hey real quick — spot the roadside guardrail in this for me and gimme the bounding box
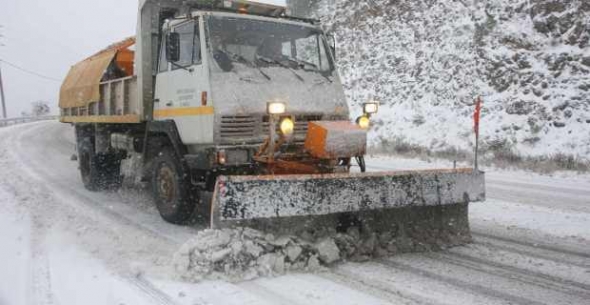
[0,115,59,128]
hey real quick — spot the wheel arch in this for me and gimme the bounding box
[145,120,188,161]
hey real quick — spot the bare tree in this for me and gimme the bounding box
[30,100,50,117]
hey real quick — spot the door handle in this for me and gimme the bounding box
[166,102,173,107]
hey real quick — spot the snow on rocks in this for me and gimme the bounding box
[315,238,340,264]
[285,245,302,262]
[172,228,331,282]
[314,0,590,159]
[172,204,472,282]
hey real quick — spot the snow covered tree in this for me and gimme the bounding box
[30,101,50,117]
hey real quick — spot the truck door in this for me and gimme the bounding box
[154,18,213,145]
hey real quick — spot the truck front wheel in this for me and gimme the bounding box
[151,150,195,224]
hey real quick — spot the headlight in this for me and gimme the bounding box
[363,102,379,114]
[217,150,226,165]
[267,102,286,115]
[357,115,370,129]
[280,117,295,136]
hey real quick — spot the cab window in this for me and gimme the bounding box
[172,20,201,70]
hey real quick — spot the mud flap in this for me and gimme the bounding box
[210,168,485,231]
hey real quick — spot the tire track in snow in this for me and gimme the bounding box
[321,270,436,305]
[332,262,511,305]
[471,239,590,269]
[125,276,182,305]
[431,252,590,299]
[376,259,546,305]
[485,175,590,193]
[9,122,194,246]
[486,179,590,198]
[471,230,590,267]
[29,250,57,305]
[485,185,590,213]
[1,123,183,304]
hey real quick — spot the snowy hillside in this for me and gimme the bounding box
[314,0,590,159]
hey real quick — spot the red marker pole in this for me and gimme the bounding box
[473,97,482,171]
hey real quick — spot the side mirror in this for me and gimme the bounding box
[326,33,336,60]
[166,32,180,62]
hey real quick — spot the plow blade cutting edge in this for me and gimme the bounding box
[211,168,485,238]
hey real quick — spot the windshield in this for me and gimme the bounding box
[206,16,334,75]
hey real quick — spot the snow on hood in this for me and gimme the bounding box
[209,63,350,117]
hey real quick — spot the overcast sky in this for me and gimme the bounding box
[0,0,289,118]
[0,0,138,117]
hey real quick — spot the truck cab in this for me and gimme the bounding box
[154,10,349,172]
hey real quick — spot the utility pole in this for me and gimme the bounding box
[0,25,6,119]
[0,63,6,118]
[0,25,6,118]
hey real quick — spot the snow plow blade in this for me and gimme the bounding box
[211,168,484,248]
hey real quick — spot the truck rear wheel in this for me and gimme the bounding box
[78,138,121,191]
[151,149,195,224]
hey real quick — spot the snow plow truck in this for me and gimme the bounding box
[59,0,485,245]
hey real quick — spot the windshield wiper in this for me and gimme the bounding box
[255,65,271,81]
[224,50,271,81]
[286,57,332,83]
[286,57,317,70]
[257,55,304,82]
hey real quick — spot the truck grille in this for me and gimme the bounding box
[262,114,323,137]
[219,114,323,144]
[220,115,257,139]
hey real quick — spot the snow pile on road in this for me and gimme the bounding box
[172,228,339,282]
[170,227,405,282]
[315,0,590,159]
[172,217,469,282]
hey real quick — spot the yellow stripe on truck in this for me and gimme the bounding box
[154,106,214,118]
[60,115,141,124]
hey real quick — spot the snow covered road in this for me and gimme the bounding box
[1,121,589,305]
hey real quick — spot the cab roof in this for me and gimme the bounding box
[176,0,319,25]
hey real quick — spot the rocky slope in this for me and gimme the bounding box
[311,0,589,159]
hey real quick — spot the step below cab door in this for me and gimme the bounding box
[154,17,213,145]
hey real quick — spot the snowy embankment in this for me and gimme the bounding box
[316,0,590,159]
[1,121,590,304]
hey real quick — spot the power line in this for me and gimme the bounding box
[0,25,61,83]
[0,59,61,82]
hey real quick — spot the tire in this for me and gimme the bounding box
[78,138,122,191]
[356,156,366,173]
[151,149,196,224]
